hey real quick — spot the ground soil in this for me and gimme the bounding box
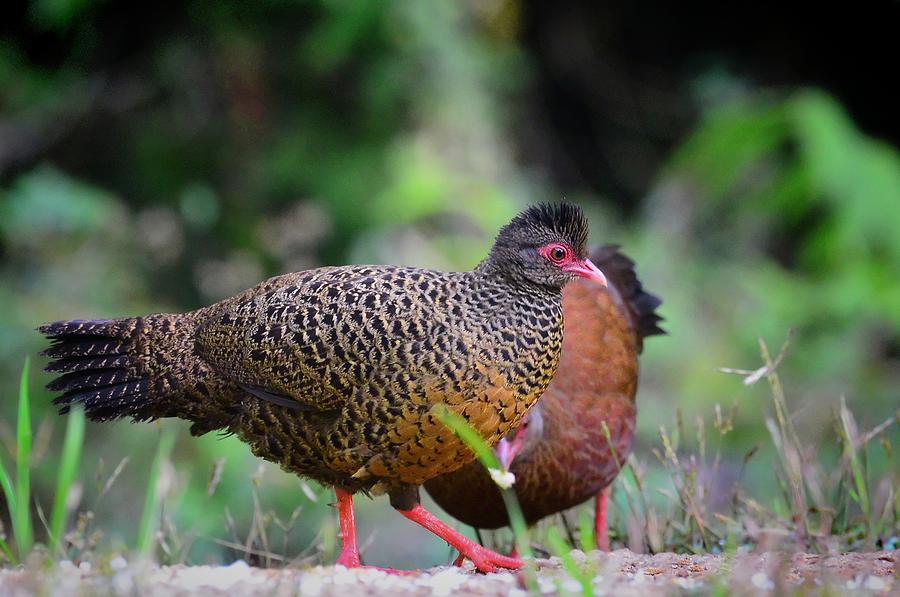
[0,549,895,595]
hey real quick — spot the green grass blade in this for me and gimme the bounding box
[49,405,85,554]
[839,397,870,516]
[0,459,16,513]
[0,536,13,563]
[137,428,176,558]
[15,357,33,558]
[0,459,17,563]
[578,509,596,552]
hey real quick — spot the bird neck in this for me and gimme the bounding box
[472,256,562,301]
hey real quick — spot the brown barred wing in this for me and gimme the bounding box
[194,267,466,413]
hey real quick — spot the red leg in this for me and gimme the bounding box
[594,486,611,551]
[397,504,524,573]
[334,488,361,567]
[333,489,417,575]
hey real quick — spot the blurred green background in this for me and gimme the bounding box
[1,0,897,567]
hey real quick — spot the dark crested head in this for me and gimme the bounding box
[484,202,607,289]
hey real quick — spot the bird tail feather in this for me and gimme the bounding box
[39,315,196,423]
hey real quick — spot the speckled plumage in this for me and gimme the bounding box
[40,204,593,505]
[424,245,664,528]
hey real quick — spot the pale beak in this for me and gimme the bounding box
[495,437,515,471]
[563,257,608,287]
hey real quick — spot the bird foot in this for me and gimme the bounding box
[453,543,524,573]
[452,545,519,569]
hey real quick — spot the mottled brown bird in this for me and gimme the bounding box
[424,245,663,552]
[39,203,608,573]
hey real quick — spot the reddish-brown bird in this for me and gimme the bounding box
[424,245,663,551]
[39,203,608,573]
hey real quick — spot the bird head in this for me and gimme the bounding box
[495,406,545,471]
[486,203,607,289]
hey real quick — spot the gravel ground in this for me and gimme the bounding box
[0,549,895,596]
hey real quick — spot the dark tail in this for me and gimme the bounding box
[589,245,665,350]
[39,315,199,423]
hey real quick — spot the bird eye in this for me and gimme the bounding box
[550,246,567,262]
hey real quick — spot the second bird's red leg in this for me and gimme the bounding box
[594,486,611,551]
[397,504,524,573]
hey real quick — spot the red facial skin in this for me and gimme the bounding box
[538,242,609,287]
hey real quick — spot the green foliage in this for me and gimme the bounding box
[14,358,34,558]
[0,360,35,562]
[0,448,16,562]
[634,86,900,457]
[49,405,84,554]
[1,361,87,561]
[0,166,120,245]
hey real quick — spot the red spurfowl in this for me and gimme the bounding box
[424,245,663,552]
[39,203,608,573]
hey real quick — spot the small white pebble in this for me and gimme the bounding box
[298,573,325,597]
[751,572,774,590]
[562,578,582,593]
[419,568,467,596]
[172,562,258,591]
[331,567,356,586]
[673,577,701,589]
[112,571,134,594]
[78,561,92,573]
[864,576,887,591]
[109,556,128,572]
[536,576,556,594]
